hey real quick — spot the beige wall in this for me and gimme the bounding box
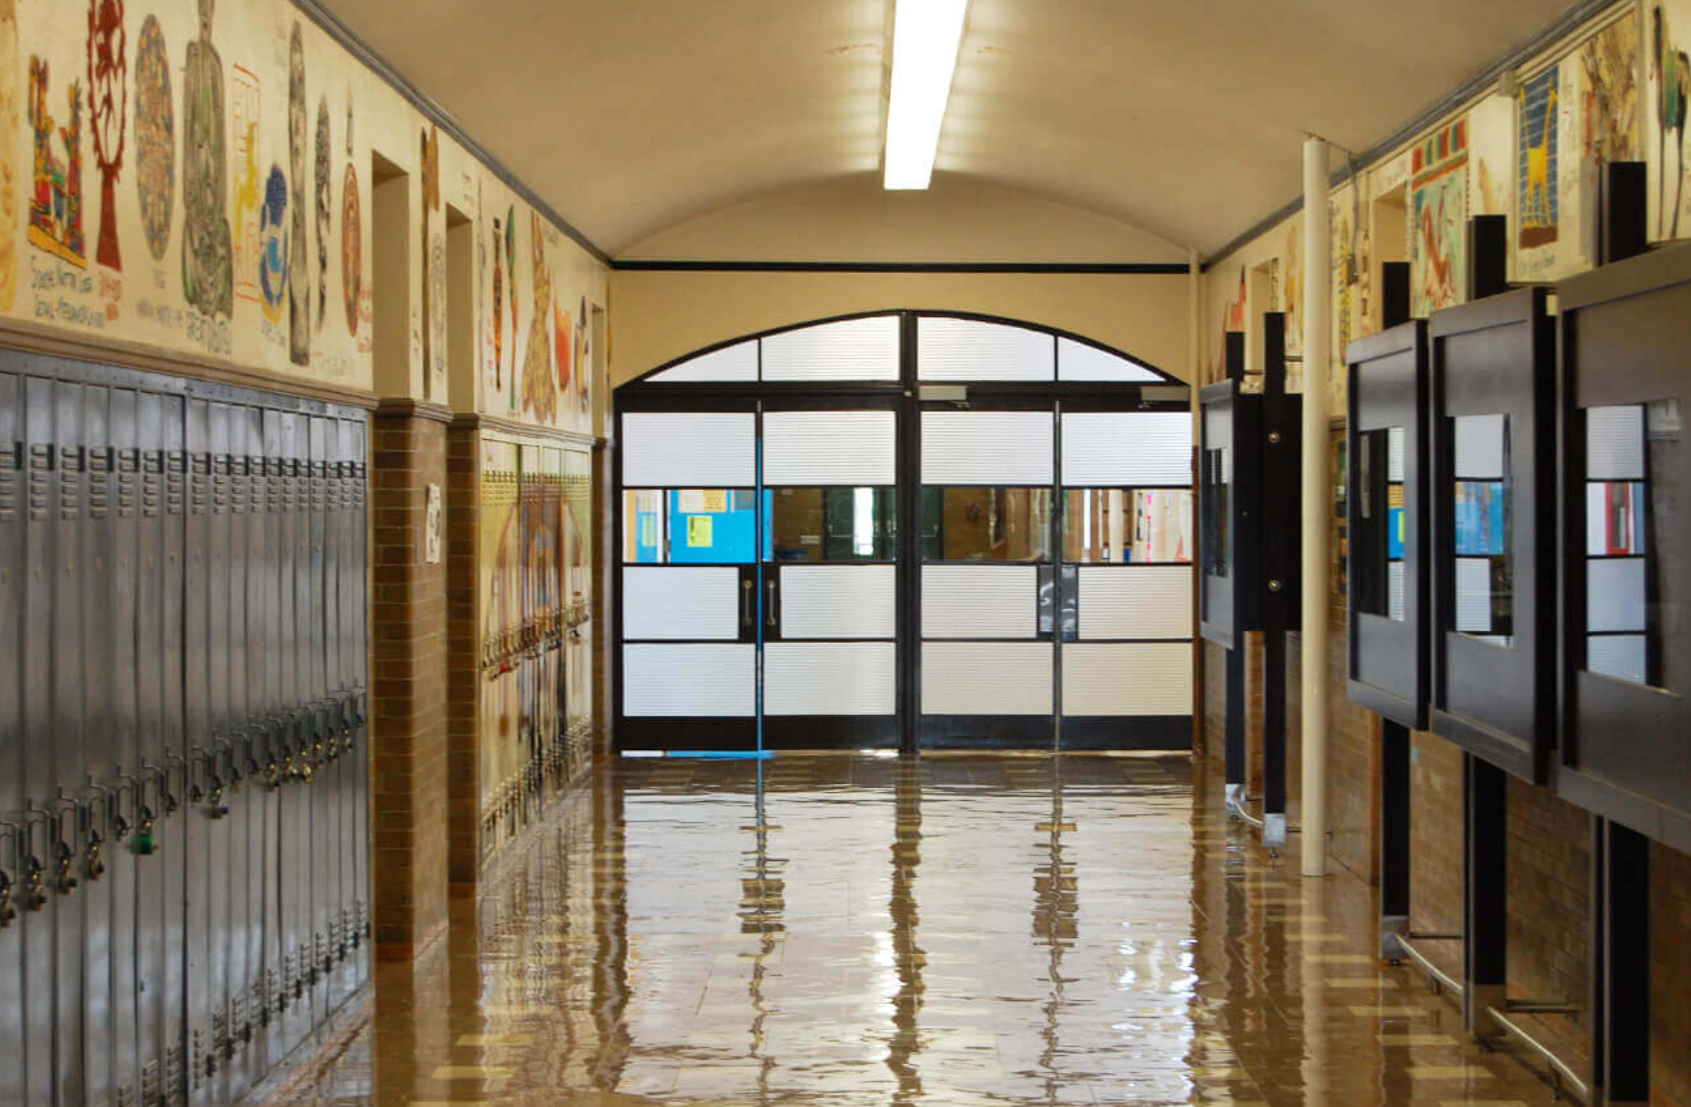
[609,269,1193,386]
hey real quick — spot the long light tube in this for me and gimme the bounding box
[883,0,968,190]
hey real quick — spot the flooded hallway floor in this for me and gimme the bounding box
[259,753,1572,1106]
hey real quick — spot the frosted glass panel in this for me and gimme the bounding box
[922,642,1053,714]
[1062,411,1192,486]
[1455,557,1500,635]
[922,411,1053,484]
[1587,405,1645,480]
[1588,635,1648,684]
[1057,337,1162,382]
[1389,560,1406,620]
[763,410,896,485]
[1062,643,1192,715]
[762,316,900,381]
[1587,557,1647,633]
[922,565,1037,638]
[781,564,896,638]
[1454,413,1507,478]
[1076,566,1191,639]
[918,317,1054,381]
[623,644,755,716]
[765,642,896,715]
[1388,426,1405,482]
[623,412,755,487]
[622,567,742,640]
[648,340,758,382]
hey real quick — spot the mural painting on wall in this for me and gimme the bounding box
[1469,94,1514,220]
[421,124,446,399]
[1281,220,1301,361]
[86,0,126,272]
[1650,0,1691,238]
[287,23,307,364]
[340,161,359,336]
[258,165,288,325]
[505,204,516,410]
[1517,65,1562,268]
[0,0,18,310]
[1213,265,1246,383]
[229,67,259,305]
[520,212,557,422]
[491,215,504,393]
[27,56,87,268]
[1577,14,1640,262]
[133,14,173,264]
[554,294,571,398]
[1410,120,1466,318]
[182,0,233,317]
[314,96,329,329]
[575,296,589,417]
[1331,194,1358,361]
[478,447,520,814]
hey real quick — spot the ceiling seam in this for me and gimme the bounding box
[290,0,614,266]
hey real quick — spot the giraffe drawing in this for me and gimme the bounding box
[1521,82,1559,232]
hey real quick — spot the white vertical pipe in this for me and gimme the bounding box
[1301,137,1331,878]
[1107,489,1125,562]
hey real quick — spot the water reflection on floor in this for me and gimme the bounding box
[261,753,1566,1106]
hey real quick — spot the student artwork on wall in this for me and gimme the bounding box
[1469,94,1515,221]
[133,14,173,264]
[1516,64,1571,279]
[314,97,330,329]
[1410,120,1466,318]
[183,0,233,318]
[1649,0,1691,239]
[87,0,126,272]
[520,211,556,422]
[341,161,360,337]
[1281,218,1302,362]
[258,165,288,326]
[0,0,17,310]
[230,66,261,307]
[1576,13,1640,264]
[27,55,87,268]
[287,23,308,364]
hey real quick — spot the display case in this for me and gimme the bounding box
[1555,243,1691,851]
[1199,318,1301,649]
[1428,287,1555,782]
[1345,320,1430,728]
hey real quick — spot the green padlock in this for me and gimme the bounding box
[130,808,157,856]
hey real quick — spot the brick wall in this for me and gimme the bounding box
[444,422,481,889]
[369,404,451,958]
[1407,730,1464,982]
[1504,778,1590,1057]
[1286,602,1379,881]
[1653,841,1691,1107]
[1202,640,1226,773]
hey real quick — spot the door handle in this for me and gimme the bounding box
[742,578,753,628]
[766,579,778,628]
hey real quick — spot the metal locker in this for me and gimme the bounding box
[349,417,370,986]
[160,390,188,1107]
[306,414,330,1027]
[258,407,285,1073]
[239,403,269,1086]
[204,400,234,1107]
[53,376,87,1107]
[281,410,312,1055]
[21,371,56,1107]
[336,416,360,993]
[0,365,26,1107]
[323,418,351,1010]
[134,387,171,1107]
[81,380,114,1107]
[107,384,141,1107]
[183,395,212,1107]
[221,403,252,1101]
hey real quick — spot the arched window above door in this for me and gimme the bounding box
[636,313,1172,387]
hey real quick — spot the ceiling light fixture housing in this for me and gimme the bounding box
[883,0,969,190]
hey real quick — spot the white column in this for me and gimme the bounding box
[1301,137,1331,878]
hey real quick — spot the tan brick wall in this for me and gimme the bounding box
[1504,778,1590,1060]
[1653,841,1691,1107]
[1201,640,1226,774]
[369,409,450,958]
[1286,602,1380,881]
[444,423,482,889]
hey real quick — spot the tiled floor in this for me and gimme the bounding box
[259,753,1574,1106]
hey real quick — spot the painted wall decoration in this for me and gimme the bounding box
[1410,120,1467,319]
[554,294,571,395]
[133,14,173,264]
[574,296,589,416]
[1469,94,1515,220]
[505,204,516,409]
[182,0,233,317]
[259,164,288,325]
[1518,66,1562,251]
[1577,13,1641,261]
[491,215,504,392]
[314,96,329,328]
[0,0,18,310]
[520,211,556,422]
[1280,220,1301,360]
[1650,0,1691,238]
[27,56,87,268]
[421,123,445,399]
[340,160,359,336]
[86,0,126,271]
[229,66,260,305]
[287,22,308,364]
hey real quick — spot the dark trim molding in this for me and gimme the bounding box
[374,397,454,424]
[449,410,602,447]
[611,259,1190,274]
[1203,0,1625,269]
[289,0,611,266]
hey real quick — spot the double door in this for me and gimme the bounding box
[615,394,1193,752]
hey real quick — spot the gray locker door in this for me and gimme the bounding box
[335,417,358,995]
[239,404,268,1083]
[135,388,169,1107]
[81,381,114,1107]
[259,408,285,1069]
[350,419,370,983]
[222,405,252,1100]
[280,410,310,1053]
[0,366,24,1107]
[109,385,141,1107]
[53,377,86,1107]
[161,393,188,1107]
[183,396,211,1106]
[204,401,232,1105]
[22,373,55,1107]
[321,418,347,1010]
[306,414,330,1026]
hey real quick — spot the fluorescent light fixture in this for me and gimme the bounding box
[883,0,968,190]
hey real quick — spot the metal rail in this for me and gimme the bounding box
[1393,933,1464,998]
[1484,1003,1590,1104]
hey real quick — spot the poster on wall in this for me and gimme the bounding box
[1469,95,1516,221]
[1515,63,1574,279]
[1409,120,1467,318]
[1647,0,1691,240]
[1575,13,1641,262]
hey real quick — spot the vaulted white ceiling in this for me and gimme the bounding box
[318,0,1581,259]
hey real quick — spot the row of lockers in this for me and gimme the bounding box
[0,354,370,1107]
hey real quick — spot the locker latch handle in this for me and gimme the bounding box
[0,870,14,928]
[52,840,78,896]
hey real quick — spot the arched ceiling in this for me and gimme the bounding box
[317,0,1582,259]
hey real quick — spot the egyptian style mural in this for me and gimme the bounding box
[0,0,604,429]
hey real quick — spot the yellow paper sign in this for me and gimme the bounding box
[701,489,728,512]
[687,515,713,547]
